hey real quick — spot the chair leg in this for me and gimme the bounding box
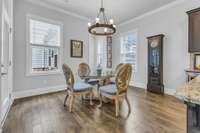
[125,95,131,115]
[98,93,103,108]
[115,98,120,117]
[89,90,93,105]
[81,95,84,102]
[69,95,74,112]
[64,92,69,107]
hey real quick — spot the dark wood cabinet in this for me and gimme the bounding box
[187,8,200,53]
[147,34,164,94]
[185,102,200,133]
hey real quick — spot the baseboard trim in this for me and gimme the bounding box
[13,85,66,99]
[130,81,175,96]
[0,96,14,133]
[130,81,146,89]
[164,88,176,96]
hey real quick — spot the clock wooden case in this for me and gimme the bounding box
[147,34,164,94]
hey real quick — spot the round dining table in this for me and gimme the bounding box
[80,73,115,102]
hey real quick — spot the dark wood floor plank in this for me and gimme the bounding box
[2,87,186,133]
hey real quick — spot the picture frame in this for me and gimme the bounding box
[70,40,83,58]
[194,54,200,70]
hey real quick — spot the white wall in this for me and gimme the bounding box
[13,0,90,93]
[113,0,200,94]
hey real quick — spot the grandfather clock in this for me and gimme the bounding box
[147,34,164,94]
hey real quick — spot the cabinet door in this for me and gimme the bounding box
[189,10,200,52]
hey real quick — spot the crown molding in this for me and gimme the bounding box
[27,0,90,21]
[118,0,186,27]
[26,0,186,26]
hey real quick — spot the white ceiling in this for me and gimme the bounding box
[28,0,176,24]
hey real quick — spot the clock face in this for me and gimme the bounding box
[150,40,158,48]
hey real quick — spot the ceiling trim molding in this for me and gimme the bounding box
[27,0,91,21]
[118,0,186,27]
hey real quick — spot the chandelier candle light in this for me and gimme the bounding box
[88,0,116,36]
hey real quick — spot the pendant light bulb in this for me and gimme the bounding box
[109,19,114,24]
[96,18,100,23]
[88,22,91,27]
[104,28,107,32]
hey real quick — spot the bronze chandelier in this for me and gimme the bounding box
[88,0,116,36]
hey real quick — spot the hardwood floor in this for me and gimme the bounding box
[2,87,186,133]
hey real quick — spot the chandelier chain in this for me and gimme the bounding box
[101,0,103,8]
[103,12,108,24]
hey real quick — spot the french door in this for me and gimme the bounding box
[0,0,13,125]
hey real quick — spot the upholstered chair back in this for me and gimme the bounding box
[78,63,91,79]
[115,64,132,92]
[62,64,74,89]
[115,63,124,74]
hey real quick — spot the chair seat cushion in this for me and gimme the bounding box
[73,82,92,92]
[99,84,126,95]
[110,77,115,84]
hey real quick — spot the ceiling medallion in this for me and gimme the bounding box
[88,0,116,36]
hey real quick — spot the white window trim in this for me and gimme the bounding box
[26,14,63,76]
[119,29,138,37]
[120,29,138,72]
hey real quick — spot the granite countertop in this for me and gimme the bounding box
[185,68,200,73]
[176,75,200,104]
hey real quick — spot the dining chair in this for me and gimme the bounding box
[115,63,124,74]
[78,62,99,85]
[78,63,91,77]
[98,64,132,117]
[62,64,93,112]
[110,63,124,84]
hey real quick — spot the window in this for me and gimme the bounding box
[27,15,62,75]
[120,31,137,71]
[97,36,107,68]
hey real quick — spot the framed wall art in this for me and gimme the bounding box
[70,40,83,58]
